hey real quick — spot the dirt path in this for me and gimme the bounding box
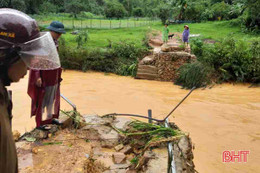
[18,130,94,173]
[149,31,190,52]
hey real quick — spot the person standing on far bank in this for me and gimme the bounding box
[162,24,169,44]
[0,8,62,173]
[182,25,190,46]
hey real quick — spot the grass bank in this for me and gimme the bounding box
[55,21,259,49]
[152,21,259,42]
[62,27,150,49]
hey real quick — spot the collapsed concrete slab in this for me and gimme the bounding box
[17,115,195,173]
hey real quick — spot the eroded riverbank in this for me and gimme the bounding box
[8,70,260,173]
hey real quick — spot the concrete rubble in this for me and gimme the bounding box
[16,114,195,173]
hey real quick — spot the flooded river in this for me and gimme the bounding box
[8,70,260,173]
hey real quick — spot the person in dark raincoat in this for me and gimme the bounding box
[0,9,61,173]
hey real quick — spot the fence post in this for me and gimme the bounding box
[110,19,112,29]
[100,18,101,29]
[127,18,129,28]
[81,19,82,29]
[134,18,136,27]
[119,20,121,28]
[72,18,74,29]
[148,109,152,123]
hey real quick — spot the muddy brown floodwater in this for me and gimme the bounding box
[8,70,260,173]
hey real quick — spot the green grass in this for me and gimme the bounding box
[162,21,260,42]
[60,27,152,48]
[67,21,259,48]
[38,17,259,49]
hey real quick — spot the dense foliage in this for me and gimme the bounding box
[1,0,259,31]
[175,61,214,89]
[175,37,260,88]
[59,37,148,76]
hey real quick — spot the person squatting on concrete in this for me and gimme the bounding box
[28,21,65,130]
[0,9,61,173]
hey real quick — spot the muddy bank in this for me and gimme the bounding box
[9,70,260,173]
[17,115,195,173]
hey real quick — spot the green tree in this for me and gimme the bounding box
[65,0,86,18]
[157,4,171,24]
[81,0,104,15]
[76,31,89,49]
[244,0,260,32]
[178,0,187,20]
[211,1,230,20]
[105,0,127,19]
[39,1,58,14]
[133,7,143,17]
[11,0,26,12]
[0,0,26,12]
[0,0,10,8]
[183,2,205,21]
[24,0,44,14]
[49,0,65,12]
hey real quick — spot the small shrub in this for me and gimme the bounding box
[142,30,153,49]
[178,44,185,49]
[82,49,116,72]
[111,41,148,60]
[115,62,138,76]
[80,11,95,18]
[76,31,89,49]
[175,61,214,89]
[190,37,204,57]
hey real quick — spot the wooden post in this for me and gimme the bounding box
[100,18,101,29]
[110,19,112,29]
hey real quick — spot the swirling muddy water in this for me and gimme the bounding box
[8,70,260,173]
